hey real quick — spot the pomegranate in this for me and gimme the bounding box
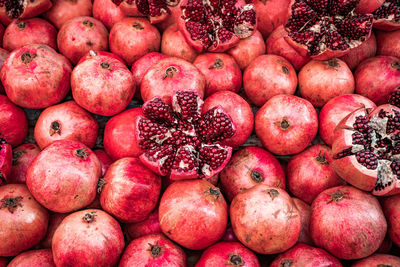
[230,185,301,254]
[0,48,9,94]
[127,208,162,239]
[266,25,311,71]
[7,249,55,267]
[0,94,28,147]
[92,0,127,30]
[0,137,12,184]
[161,24,198,63]
[94,149,113,176]
[287,144,345,204]
[319,94,377,147]
[109,17,161,65]
[293,198,313,245]
[137,90,235,180]
[155,1,182,31]
[372,0,400,31]
[119,233,186,267]
[0,23,3,46]
[26,140,101,213]
[9,143,40,184]
[3,18,57,51]
[39,212,69,249]
[57,16,109,65]
[0,258,6,267]
[298,58,355,108]
[177,0,257,53]
[52,209,125,266]
[310,186,387,259]
[269,243,342,267]
[0,184,48,257]
[195,241,260,267]
[243,54,298,107]
[220,146,285,201]
[382,194,400,247]
[159,179,228,250]
[71,51,135,116]
[255,94,318,155]
[43,0,93,29]
[34,101,99,150]
[220,222,239,242]
[103,107,144,160]
[353,253,400,267]
[339,32,377,70]
[376,30,400,58]
[355,0,385,14]
[141,57,205,105]
[377,234,393,253]
[0,0,52,26]
[285,0,374,60]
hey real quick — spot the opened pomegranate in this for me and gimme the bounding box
[285,0,374,60]
[372,0,400,31]
[39,212,69,249]
[137,90,235,180]
[220,146,286,201]
[0,0,52,26]
[92,0,127,30]
[376,29,400,58]
[0,137,12,184]
[178,0,257,53]
[353,253,400,267]
[293,198,313,245]
[7,249,55,267]
[127,208,162,239]
[161,24,198,63]
[382,194,400,247]
[9,143,40,184]
[43,0,93,29]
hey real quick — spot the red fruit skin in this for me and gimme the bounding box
[220,146,286,201]
[103,107,144,160]
[43,0,93,29]
[3,18,57,52]
[7,249,55,267]
[34,101,99,150]
[57,16,109,65]
[352,253,400,266]
[226,30,266,70]
[119,233,187,267]
[117,1,169,24]
[355,0,384,14]
[0,48,10,94]
[382,194,400,247]
[109,17,161,65]
[202,91,253,148]
[39,212,69,249]
[71,51,135,116]
[9,143,41,184]
[255,94,318,155]
[0,0,52,26]
[0,23,4,46]
[230,185,301,254]
[52,209,125,267]
[26,140,101,213]
[93,149,112,177]
[161,24,198,63]
[159,180,228,250]
[220,224,239,242]
[92,0,127,30]
[269,243,342,267]
[287,144,346,204]
[0,94,28,147]
[141,57,206,105]
[310,186,387,260]
[292,198,313,245]
[298,58,355,108]
[127,208,162,239]
[0,184,49,257]
[195,242,260,267]
[244,54,297,107]
[156,1,183,32]
[355,56,400,105]
[377,234,392,253]
[0,258,7,266]
[0,140,12,184]
[376,30,400,58]
[319,94,377,147]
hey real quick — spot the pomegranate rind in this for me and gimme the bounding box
[0,140,12,184]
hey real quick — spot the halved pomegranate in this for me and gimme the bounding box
[372,0,400,31]
[136,90,235,180]
[0,137,11,184]
[0,0,52,25]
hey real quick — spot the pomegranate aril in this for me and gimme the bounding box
[0,0,25,19]
[143,97,176,125]
[389,89,400,108]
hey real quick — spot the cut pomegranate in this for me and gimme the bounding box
[0,0,52,25]
[285,0,374,60]
[136,90,235,180]
[372,0,400,31]
[178,0,257,53]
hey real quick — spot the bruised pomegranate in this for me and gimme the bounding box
[159,180,228,250]
[0,137,12,184]
[161,24,198,63]
[137,90,235,180]
[127,208,161,239]
[94,150,112,177]
[372,0,400,31]
[34,101,99,150]
[293,198,313,245]
[39,212,69,249]
[178,0,257,53]
[376,29,400,58]
[220,146,285,201]
[231,185,301,254]
[0,0,52,26]
[92,0,127,30]
[382,194,400,247]
[310,186,387,259]
[0,184,48,257]
[9,143,40,184]
[43,0,93,29]
[352,253,400,267]
[7,249,55,267]
[52,209,125,266]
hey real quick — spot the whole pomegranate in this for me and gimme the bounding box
[220,222,239,242]
[94,149,113,176]
[159,180,228,250]
[52,209,125,266]
[0,137,12,184]
[161,24,198,63]
[92,0,127,30]
[372,0,400,31]
[0,48,9,94]
[26,140,101,213]
[220,146,285,201]
[71,51,135,116]
[3,18,57,51]
[244,55,298,107]
[255,94,318,155]
[352,253,400,267]
[7,249,55,267]
[339,32,377,70]
[9,143,40,184]
[39,212,69,249]
[43,0,92,29]
[141,57,205,105]
[376,30,400,58]
[0,44,72,109]
[382,194,400,247]
[0,0,52,26]
[0,184,48,257]
[195,242,260,267]
[34,101,99,150]
[126,208,161,239]
[293,198,313,245]
[230,185,301,254]
[119,233,186,267]
[310,186,387,259]
[298,58,355,108]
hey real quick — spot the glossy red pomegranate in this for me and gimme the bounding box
[376,29,400,58]
[39,212,69,249]
[372,0,400,31]
[159,180,228,250]
[7,249,55,267]
[310,186,387,259]
[0,184,48,257]
[43,0,93,29]
[92,0,127,30]
[161,24,198,63]
[127,208,161,239]
[339,32,377,70]
[293,198,313,245]
[93,149,112,177]
[9,143,40,184]
[353,253,400,266]
[220,146,285,201]
[0,137,12,184]
[382,194,400,247]
[52,209,125,266]
[0,0,52,26]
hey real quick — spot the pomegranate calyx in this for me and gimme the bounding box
[326,190,350,203]
[82,211,97,223]
[226,253,245,266]
[0,196,23,213]
[147,241,165,259]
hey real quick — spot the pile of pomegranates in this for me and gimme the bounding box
[1,0,400,266]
